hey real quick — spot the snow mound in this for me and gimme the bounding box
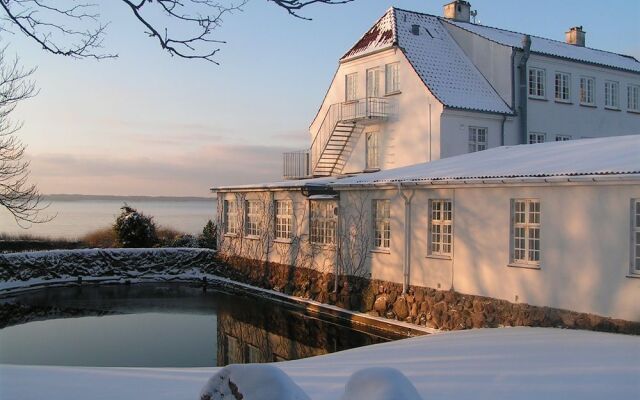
[340,367,423,400]
[200,364,310,400]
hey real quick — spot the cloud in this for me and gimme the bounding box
[28,143,294,196]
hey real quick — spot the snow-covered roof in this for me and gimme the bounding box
[446,20,640,73]
[341,8,512,115]
[333,135,640,187]
[212,176,338,192]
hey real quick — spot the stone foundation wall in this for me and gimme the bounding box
[212,256,640,335]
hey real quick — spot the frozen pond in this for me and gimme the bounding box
[0,284,396,367]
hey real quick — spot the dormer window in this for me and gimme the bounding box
[345,73,358,102]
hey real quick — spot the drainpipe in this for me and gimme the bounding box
[396,183,415,294]
[518,35,531,145]
[500,114,507,146]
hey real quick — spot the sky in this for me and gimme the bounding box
[6,0,640,196]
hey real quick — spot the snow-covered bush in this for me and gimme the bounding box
[113,205,158,248]
[198,220,217,249]
[340,367,423,400]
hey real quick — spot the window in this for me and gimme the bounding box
[225,335,241,364]
[310,200,337,245]
[366,68,382,97]
[528,67,545,98]
[245,200,262,236]
[628,85,640,112]
[633,199,640,274]
[512,199,541,265]
[275,200,293,240]
[429,199,453,257]
[385,62,400,94]
[605,80,619,108]
[528,132,545,144]
[224,200,239,235]
[468,126,487,152]
[246,344,262,364]
[554,72,571,102]
[555,135,571,141]
[366,131,379,169]
[345,73,357,101]
[373,200,390,249]
[579,76,595,105]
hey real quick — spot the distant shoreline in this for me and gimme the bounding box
[43,194,216,202]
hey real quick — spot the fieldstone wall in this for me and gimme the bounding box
[212,256,640,335]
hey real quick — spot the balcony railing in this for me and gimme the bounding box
[283,150,311,179]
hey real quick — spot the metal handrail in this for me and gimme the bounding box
[310,97,388,173]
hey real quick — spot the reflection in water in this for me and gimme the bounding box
[0,283,395,367]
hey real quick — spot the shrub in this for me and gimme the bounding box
[169,234,200,248]
[81,227,118,248]
[156,227,184,246]
[113,205,158,248]
[199,220,217,249]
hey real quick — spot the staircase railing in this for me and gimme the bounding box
[310,97,388,173]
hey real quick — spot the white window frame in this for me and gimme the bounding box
[366,131,379,169]
[429,199,453,257]
[627,84,640,112]
[579,76,595,106]
[632,199,640,275]
[555,135,571,141]
[528,67,546,99]
[511,199,541,266]
[468,126,488,152]
[605,80,620,109]
[554,71,571,102]
[528,132,546,144]
[385,62,400,95]
[275,200,293,240]
[345,73,358,102]
[373,199,390,249]
[366,67,382,98]
[244,200,262,237]
[224,199,239,235]
[310,200,337,245]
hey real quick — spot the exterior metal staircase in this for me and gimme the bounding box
[283,97,388,179]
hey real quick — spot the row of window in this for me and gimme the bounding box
[528,67,640,111]
[467,126,572,153]
[346,62,400,101]
[224,198,640,273]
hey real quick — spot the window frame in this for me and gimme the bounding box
[309,200,337,245]
[345,72,358,102]
[627,84,640,112]
[428,199,453,258]
[468,126,488,153]
[528,132,546,144]
[511,199,541,267]
[244,199,262,237]
[604,80,620,109]
[365,131,379,170]
[366,67,383,98]
[528,67,546,99]
[224,199,239,235]
[554,71,571,102]
[555,135,571,141]
[372,199,391,250]
[579,76,595,106]
[632,199,640,275]
[385,62,400,95]
[274,199,293,241]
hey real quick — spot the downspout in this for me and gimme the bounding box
[518,35,531,145]
[500,114,507,146]
[396,183,415,294]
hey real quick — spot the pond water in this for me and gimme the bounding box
[0,284,396,367]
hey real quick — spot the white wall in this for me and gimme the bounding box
[337,182,640,321]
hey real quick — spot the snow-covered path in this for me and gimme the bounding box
[1,327,638,400]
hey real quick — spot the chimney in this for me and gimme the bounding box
[443,1,472,22]
[566,26,586,47]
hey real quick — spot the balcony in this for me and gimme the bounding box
[283,150,311,180]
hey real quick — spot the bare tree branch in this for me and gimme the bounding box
[1,0,354,62]
[0,46,52,226]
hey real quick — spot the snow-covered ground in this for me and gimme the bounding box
[1,327,638,400]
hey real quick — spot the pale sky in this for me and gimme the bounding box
[8,0,640,196]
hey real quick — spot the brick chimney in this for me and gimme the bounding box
[443,1,472,23]
[566,26,586,47]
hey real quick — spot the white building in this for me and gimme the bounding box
[214,3,640,322]
[283,2,640,179]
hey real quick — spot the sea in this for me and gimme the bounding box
[0,195,217,239]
